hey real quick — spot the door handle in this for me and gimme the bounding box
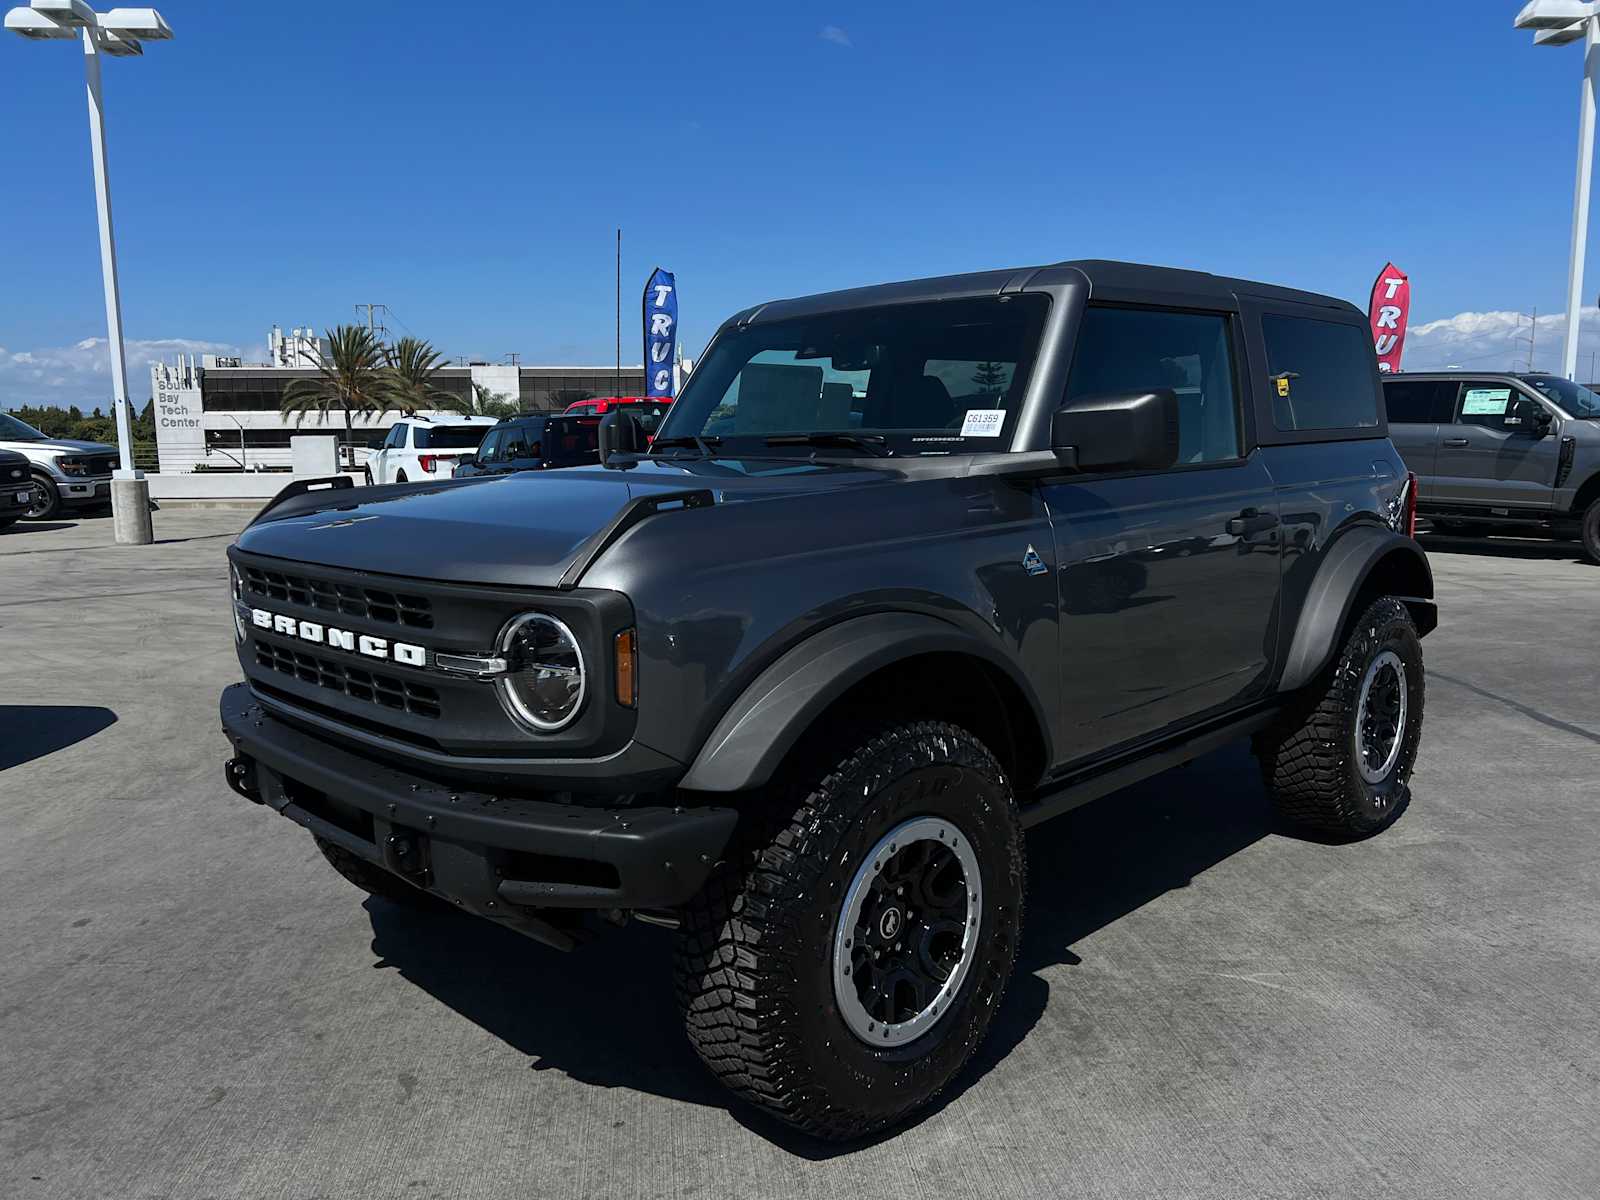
[1226,508,1279,536]
[1442,437,1469,447]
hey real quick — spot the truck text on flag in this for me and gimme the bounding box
[643,267,678,398]
[1368,263,1410,373]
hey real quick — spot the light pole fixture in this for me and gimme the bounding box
[1515,0,1600,380]
[4,2,171,544]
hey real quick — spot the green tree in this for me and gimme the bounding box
[278,324,385,445]
[971,361,1009,395]
[439,381,517,419]
[378,336,457,417]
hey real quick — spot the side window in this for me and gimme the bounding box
[1261,315,1381,431]
[382,425,405,450]
[502,426,530,458]
[477,430,504,462]
[1456,383,1536,432]
[1066,306,1241,464]
[1383,380,1459,424]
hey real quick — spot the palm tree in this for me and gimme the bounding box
[441,380,517,419]
[378,336,457,417]
[278,324,385,448]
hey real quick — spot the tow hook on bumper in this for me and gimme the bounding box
[224,756,261,804]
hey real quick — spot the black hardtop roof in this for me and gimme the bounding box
[727,259,1361,328]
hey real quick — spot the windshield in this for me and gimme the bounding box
[0,412,49,441]
[656,295,1049,455]
[415,424,490,450]
[1520,375,1600,418]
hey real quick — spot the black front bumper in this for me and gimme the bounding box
[220,683,737,948]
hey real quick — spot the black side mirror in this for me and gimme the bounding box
[598,409,645,464]
[1051,389,1180,472]
[1509,397,1553,435]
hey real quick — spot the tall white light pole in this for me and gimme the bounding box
[5,2,172,544]
[1516,0,1600,380]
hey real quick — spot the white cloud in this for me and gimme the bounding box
[820,24,852,47]
[0,335,250,410]
[1402,306,1600,378]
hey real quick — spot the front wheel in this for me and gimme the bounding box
[1579,497,1600,564]
[1255,597,1424,837]
[674,721,1025,1140]
[25,475,60,521]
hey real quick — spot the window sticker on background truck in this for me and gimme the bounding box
[1462,388,1510,415]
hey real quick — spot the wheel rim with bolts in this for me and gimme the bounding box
[831,815,982,1047]
[1355,649,1407,784]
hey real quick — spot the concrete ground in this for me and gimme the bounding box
[2,511,1597,1200]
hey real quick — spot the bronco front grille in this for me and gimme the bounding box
[242,565,433,629]
[254,640,442,720]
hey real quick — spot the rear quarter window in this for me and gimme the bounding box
[1262,315,1381,432]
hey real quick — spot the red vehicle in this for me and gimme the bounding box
[564,396,673,440]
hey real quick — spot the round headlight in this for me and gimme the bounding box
[496,613,585,732]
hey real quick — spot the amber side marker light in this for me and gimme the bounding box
[615,628,638,707]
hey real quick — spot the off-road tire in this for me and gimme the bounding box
[25,474,60,521]
[674,721,1025,1141]
[1255,596,1424,837]
[1579,497,1600,564]
[313,835,437,909]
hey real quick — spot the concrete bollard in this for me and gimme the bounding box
[111,475,154,545]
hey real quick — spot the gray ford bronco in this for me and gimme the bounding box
[219,260,1435,1139]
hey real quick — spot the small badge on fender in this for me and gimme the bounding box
[1022,545,1047,576]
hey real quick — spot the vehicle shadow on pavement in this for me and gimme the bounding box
[0,704,118,771]
[1,522,77,537]
[364,739,1289,1157]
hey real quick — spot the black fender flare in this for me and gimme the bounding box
[1277,525,1436,694]
[676,611,1050,793]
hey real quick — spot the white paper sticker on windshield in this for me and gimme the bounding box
[1462,388,1510,415]
[960,409,1006,437]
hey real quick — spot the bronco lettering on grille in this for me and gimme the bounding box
[249,607,426,667]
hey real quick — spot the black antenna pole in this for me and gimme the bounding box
[616,228,622,398]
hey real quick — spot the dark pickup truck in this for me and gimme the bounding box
[219,260,1434,1139]
[0,448,35,529]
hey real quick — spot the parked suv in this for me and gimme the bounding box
[0,448,35,530]
[0,411,119,520]
[453,412,602,478]
[1382,371,1600,560]
[219,260,1434,1139]
[364,415,498,484]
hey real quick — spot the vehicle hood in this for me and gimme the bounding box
[233,456,903,587]
[3,438,118,456]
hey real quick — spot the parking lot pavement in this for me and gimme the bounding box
[2,514,1597,1200]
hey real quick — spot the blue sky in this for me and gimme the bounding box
[4,1,1600,407]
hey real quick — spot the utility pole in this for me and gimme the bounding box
[1530,306,1538,371]
[503,352,520,367]
[354,303,391,342]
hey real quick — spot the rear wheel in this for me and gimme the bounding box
[313,835,437,909]
[1255,597,1424,837]
[24,475,60,521]
[674,720,1025,1140]
[1579,497,1600,564]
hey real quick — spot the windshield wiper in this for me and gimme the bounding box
[763,432,891,457]
[650,434,722,457]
